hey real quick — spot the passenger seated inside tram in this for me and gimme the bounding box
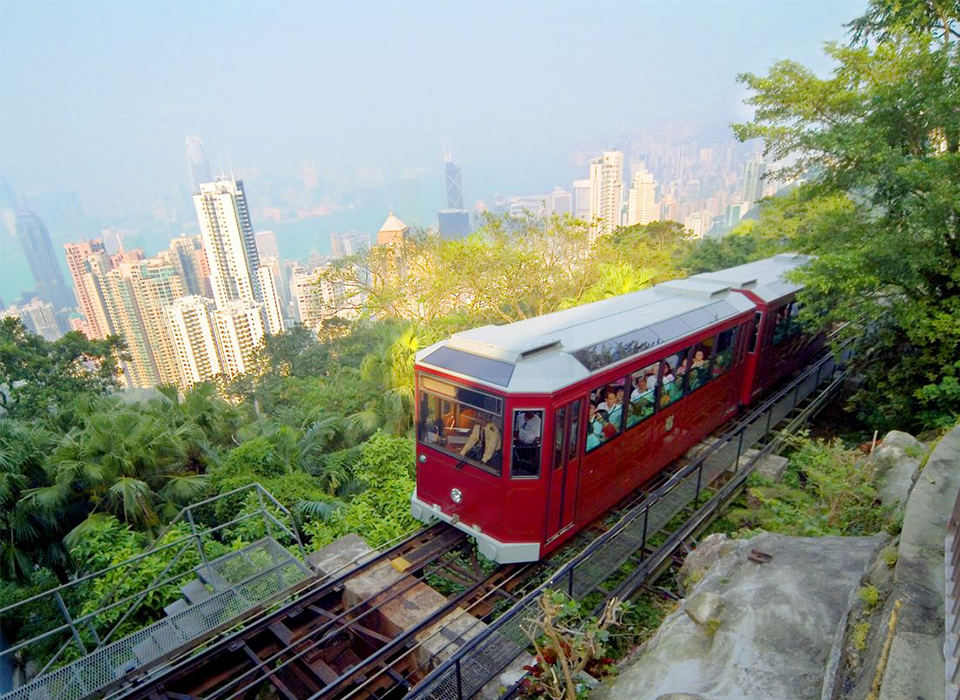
[596,409,617,440]
[628,376,655,426]
[586,418,604,451]
[460,413,502,468]
[515,410,542,445]
[688,350,708,390]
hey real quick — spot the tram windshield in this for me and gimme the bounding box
[417,375,504,475]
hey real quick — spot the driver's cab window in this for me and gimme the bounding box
[511,409,543,478]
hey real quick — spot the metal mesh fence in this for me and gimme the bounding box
[4,538,310,700]
[406,346,848,700]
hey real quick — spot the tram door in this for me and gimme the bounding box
[545,399,582,542]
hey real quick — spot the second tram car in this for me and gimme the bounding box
[411,255,820,563]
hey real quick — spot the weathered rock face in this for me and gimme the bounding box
[680,533,737,591]
[870,430,925,511]
[595,533,884,700]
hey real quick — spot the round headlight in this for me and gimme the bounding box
[418,454,427,464]
[450,488,463,504]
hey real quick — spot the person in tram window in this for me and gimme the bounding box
[516,410,542,445]
[586,418,603,451]
[596,409,616,440]
[691,349,706,369]
[460,413,502,466]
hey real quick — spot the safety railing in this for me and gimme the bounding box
[406,339,853,700]
[1,483,310,700]
[946,486,960,700]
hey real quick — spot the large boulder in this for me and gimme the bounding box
[870,430,925,511]
[680,534,737,591]
[596,532,883,700]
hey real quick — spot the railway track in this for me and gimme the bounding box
[116,524,538,700]
[82,345,850,700]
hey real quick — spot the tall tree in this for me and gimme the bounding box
[0,319,127,423]
[733,0,960,428]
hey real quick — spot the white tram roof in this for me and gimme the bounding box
[688,253,812,303]
[417,276,755,395]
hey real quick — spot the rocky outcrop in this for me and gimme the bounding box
[595,533,883,700]
[870,430,926,511]
[679,533,736,592]
[826,424,960,700]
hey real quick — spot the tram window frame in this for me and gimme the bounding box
[712,326,739,378]
[567,400,581,459]
[684,336,716,395]
[585,377,627,453]
[416,374,505,476]
[552,406,567,471]
[627,362,659,429]
[511,408,544,479]
[659,349,688,409]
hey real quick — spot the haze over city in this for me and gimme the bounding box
[1,0,862,304]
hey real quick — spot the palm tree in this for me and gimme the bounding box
[349,324,422,437]
[22,402,209,541]
[0,419,71,583]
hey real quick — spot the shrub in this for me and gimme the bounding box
[858,584,880,610]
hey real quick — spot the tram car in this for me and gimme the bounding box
[411,254,821,563]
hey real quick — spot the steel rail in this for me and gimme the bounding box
[107,523,450,700]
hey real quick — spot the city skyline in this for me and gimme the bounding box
[0,1,864,302]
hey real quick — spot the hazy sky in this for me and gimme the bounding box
[0,0,864,301]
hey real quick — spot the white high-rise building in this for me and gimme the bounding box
[212,300,265,378]
[3,298,62,341]
[291,270,344,328]
[627,170,658,226]
[588,151,624,240]
[741,157,767,207]
[257,263,285,335]
[572,180,592,220]
[193,179,262,309]
[548,187,572,216]
[684,211,708,240]
[164,296,221,387]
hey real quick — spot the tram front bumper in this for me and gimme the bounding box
[410,488,540,564]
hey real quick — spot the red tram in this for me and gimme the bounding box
[411,254,819,563]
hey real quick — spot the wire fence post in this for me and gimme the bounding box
[567,566,574,597]
[256,486,274,541]
[186,509,211,582]
[791,384,800,414]
[54,591,86,657]
[456,657,464,700]
[695,463,703,505]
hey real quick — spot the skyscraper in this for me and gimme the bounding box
[164,296,222,386]
[212,300,266,378]
[588,151,624,240]
[572,180,592,220]
[193,179,263,308]
[444,148,465,210]
[741,157,767,206]
[330,231,371,259]
[168,235,208,297]
[131,257,185,387]
[16,208,75,310]
[627,170,658,226]
[185,136,213,194]
[257,263,285,335]
[63,239,112,338]
[2,298,62,341]
[549,188,572,216]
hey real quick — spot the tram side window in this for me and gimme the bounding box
[586,378,626,452]
[686,337,716,394]
[713,327,739,377]
[772,304,792,344]
[627,362,659,428]
[659,350,687,408]
[417,377,504,475]
[553,406,566,470]
[512,409,543,478]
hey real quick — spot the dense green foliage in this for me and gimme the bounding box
[721,3,960,431]
[712,434,891,538]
